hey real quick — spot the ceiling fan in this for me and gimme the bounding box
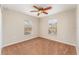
[30,5,52,16]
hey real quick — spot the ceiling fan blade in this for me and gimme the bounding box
[43,11,48,14]
[30,10,38,12]
[33,6,40,10]
[44,6,52,10]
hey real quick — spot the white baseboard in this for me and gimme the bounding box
[2,36,76,48]
[2,36,38,48]
[40,36,76,46]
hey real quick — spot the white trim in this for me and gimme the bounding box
[2,36,38,48]
[2,36,76,48]
[40,36,76,46]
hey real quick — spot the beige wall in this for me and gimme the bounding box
[2,8,39,47]
[2,7,76,48]
[0,6,2,54]
[77,5,79,55]
[40,9,76,46]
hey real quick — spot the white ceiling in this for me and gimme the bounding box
[1,4,76,18]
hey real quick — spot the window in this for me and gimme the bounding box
[48,19,57,35]
[24,20,32,35]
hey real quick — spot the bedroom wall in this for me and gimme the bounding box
[77,5,79,55]
[2,7,76,47]
[2,8,39,47]
[0,6,2,54]
[39,9,76,46]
